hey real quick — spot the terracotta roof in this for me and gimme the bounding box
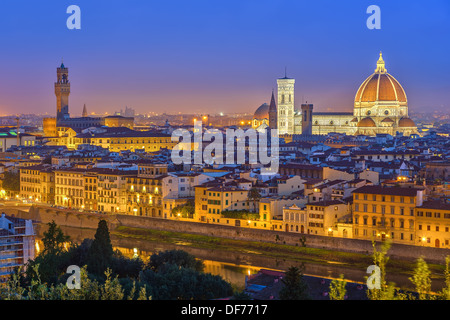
[352,185,422,196]
[417,200,450,211]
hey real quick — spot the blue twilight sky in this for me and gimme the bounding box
[0,0,449,116]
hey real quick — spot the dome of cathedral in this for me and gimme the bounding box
[357,117,376,127]
[253,103,270,120]
[398,117,416,127]
[354,53,407,103]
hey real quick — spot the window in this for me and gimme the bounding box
[372,205,377,213]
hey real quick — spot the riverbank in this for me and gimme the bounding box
[111,225,447,289]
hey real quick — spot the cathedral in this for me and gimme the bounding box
[252,53,418,137]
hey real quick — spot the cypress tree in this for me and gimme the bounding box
[87,220,114,276]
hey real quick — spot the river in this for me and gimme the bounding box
[33,223,446,291]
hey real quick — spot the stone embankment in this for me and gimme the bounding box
[5,205,450,264]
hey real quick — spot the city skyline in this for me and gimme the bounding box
[0,0,449,115]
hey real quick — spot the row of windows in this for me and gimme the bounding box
[355,194,415,203]
[354,229,414,241]
[416,211,450,219]
[418,225,450,232]
[354,216,414,229]
[354,204,414,215]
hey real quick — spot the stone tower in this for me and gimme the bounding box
[82,104,88,117]
[55,62,70,123]
[277,73,295,135]
[301,103,313,136]
[268,90,277,130]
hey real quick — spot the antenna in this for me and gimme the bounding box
[285,66,287,78]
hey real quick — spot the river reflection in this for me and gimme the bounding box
[34,223,445,291]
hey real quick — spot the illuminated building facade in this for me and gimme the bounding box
[0,213,35,283]
[352,186,422,245]
[126,163,167,217]
[252,53,419,137]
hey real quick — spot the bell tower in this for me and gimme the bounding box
[277,71,295,135]
[268,90,277,130]
[55,62,70,123]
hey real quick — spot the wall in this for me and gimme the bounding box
[5,206,450,264]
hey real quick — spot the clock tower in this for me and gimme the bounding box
[55,62,70,124]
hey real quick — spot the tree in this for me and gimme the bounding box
[247,188,261,213]
[25,221,72,285]
[2,171,20,193]
[329,274,347,300]
[86,220,114,276]
[440,256,450,300]
[232,290,252,300]
[147,250,204,273]
[279,265,310,300]
[42,221,70,256]
[409,257,433,300]
[172,200,195,219]
[366,240,408,300]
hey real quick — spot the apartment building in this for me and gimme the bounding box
[54,168,86,208]
[20,164,55,204]
[126,163,167,217]
[195,184,251,224]
[260,195,308,229]
[0,213,35,283]
[162,172,215,219]
[415,200,450,248]
[96,169,135,213]
[83,173,98,211]
[306,201,349,236]
[352,186,424,245]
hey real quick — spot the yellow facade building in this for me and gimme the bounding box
[352,186,423,245]
[415,201,450,248]
[126,163,167,217]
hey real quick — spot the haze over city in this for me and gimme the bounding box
[0,0,449,116]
